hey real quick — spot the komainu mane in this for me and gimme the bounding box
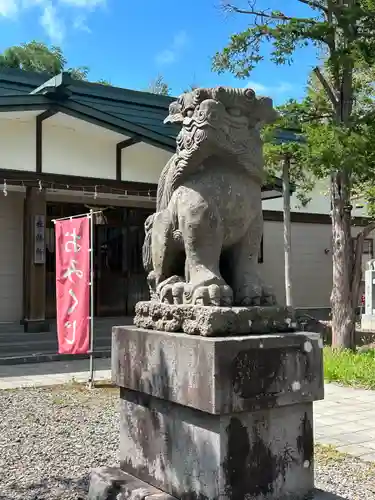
[142,86,277,307]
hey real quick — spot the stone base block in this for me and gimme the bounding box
[120,389,315,500]
[361,314,375,332]
[88,466,176,500]
[113,327,323,500]
[88,467,338,500]
[112,327,324,414]
[134,301,297,336]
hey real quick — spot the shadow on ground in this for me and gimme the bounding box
[314,490,346,500]
[0,482,346,500]
[0,357,111,378]
[0,473,90,500]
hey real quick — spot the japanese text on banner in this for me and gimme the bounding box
[55,217,90,355]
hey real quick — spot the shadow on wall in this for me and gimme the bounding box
[119,345,221,499]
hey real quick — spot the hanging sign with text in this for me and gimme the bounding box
[34,215,46,265]
[55,217,90,354]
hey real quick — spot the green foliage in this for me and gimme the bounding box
[147,75,171,96]
[302,65,375,215]
[263,100,315,206]
[213,2,375,80]
[214,1,375,346]
[324,346,375,388]
[96,79,112,86]
[264,87,375,213]
[0,41,89,80]
[68,66,90,81]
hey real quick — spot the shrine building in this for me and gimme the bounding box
[0,68,284,332]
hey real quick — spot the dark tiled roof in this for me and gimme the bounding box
[0,68,48,96]
[0,68,287,193]
[31,71,179,140]
[0,68,179,139]
[71,94,178,138]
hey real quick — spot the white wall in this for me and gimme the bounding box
[0,191,24,322]
[261,221,332,307]
[42,120,117,180]
[263,178,370,218]
[262,220,375,308]
[42,117,172,184]
[121,142,172,184]
[0,118,35,172]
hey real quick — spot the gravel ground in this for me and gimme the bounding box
[0,385,119,500]
[0,385,374,500]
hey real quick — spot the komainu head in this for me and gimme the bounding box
[164,86,278,181]
[165,87,277,126]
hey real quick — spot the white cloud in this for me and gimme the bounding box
[156,49,176,65]
[155,30,188,66]
[173,30,188,49]
[0,0,18,17]
[0,0,103,43]
[245,80,293,96]
[245,81,267,94]
[73,14,91,32]
[40,3,65,44]
[59,0,104,7]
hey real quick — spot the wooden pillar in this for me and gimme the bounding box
[23,186,49,332]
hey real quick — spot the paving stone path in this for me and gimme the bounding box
[1,359,374,463]
[0,357,112,389]
[315,383,375,462]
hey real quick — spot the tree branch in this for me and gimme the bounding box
[301,112,334,123]
[222,3,317,23]
[360,220,375,239]
[313,67,339,108]
[297,0,328,14]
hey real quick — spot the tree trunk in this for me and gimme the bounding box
[329,26,355,349]
[330,171,355,349]
[282,156,293,307]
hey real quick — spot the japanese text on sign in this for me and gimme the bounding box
[55,217,90,355]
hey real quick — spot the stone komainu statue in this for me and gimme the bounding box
[142,86,277,308]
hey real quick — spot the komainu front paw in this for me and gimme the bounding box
[187,283,233,307]
[156,276,234,307]
[235,282,277,306]
[260,285,277,306]
[157,276,185,304]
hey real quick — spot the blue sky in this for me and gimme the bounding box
[0,0,319,104]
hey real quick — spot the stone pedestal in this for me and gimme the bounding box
[134,302,297,336]
[109,326,324,500]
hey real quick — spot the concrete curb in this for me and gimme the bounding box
[0,350,111,366]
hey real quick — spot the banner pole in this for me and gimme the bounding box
[88,209,95,389]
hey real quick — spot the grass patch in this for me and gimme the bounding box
[47,379,118,405]
[314,444,347,465]
[48,381,120,407]
[324,346,375,389]
[315,444,375,477]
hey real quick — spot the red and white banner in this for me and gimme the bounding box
[55,216,90,354]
